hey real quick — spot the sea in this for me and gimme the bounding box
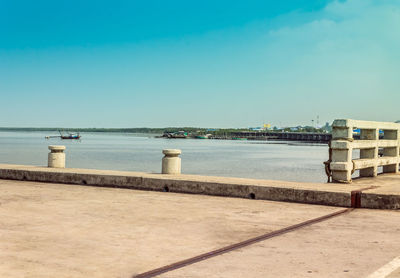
[0,131,329,183]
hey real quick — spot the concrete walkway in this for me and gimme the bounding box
[1,179,399,278]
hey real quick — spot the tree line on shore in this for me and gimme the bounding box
[0,126,329,134]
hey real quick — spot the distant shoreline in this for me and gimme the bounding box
[0,127,199,134]
[0,127,255,134]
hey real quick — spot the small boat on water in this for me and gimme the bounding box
[195,133,212,139]
[162,131,188,139]
[45,130,81,140]
[60,133,81,140]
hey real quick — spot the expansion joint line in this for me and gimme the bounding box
[351,186,379,208]
[132,208,354,278]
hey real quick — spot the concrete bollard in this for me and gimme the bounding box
[162,149,181,174]
[48,145,66,168]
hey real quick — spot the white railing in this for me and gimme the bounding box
[329,119,400,183]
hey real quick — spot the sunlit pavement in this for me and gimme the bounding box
[0,179,399,278]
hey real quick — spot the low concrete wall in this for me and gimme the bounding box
[361,193,400,210]
[0,164,351,207]
[0,164,399,209]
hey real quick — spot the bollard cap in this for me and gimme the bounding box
[48,145,66,151]
[162,149,181,156]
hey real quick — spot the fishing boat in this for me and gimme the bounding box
[60,133,81,140]
[163,131,188,139]
[45,130,81,140]
[195,134,212,139]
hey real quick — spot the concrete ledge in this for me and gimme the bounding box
[333,119,400,130]
[361,193,400,210]
[0,164,399,209]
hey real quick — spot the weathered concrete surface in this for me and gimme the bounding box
[0,164,399,209]
[160,209,400,278]
[331,119,400,182]
[0,179,340,278]
[388,266,400,278]
[47,145,66,168]
[353,174,400,209]
[162,149,181,174]
[1,179,400,278]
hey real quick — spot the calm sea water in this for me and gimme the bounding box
[0,131,329,183]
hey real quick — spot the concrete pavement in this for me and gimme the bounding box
[1,179,399,278]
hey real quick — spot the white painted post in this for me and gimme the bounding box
[162,149,181,174]
[48,145,66,168]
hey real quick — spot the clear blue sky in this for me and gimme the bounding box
[1,0,399,128]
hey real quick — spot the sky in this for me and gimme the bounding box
[1,0,399,128]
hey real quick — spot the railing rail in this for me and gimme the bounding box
[329,119,400,183]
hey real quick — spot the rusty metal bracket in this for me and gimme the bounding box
[351,186,379,208]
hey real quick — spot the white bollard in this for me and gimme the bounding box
[48,145,66,168]
[162,149,181,174]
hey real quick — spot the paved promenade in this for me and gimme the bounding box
[1,179,399,277]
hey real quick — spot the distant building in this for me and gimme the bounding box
[249,127,264,131]
[322,122,332,133]
[249,123,271,131]
[263,123,271,129]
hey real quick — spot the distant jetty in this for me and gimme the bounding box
[0,127,331,143]
[159,131,331,143]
